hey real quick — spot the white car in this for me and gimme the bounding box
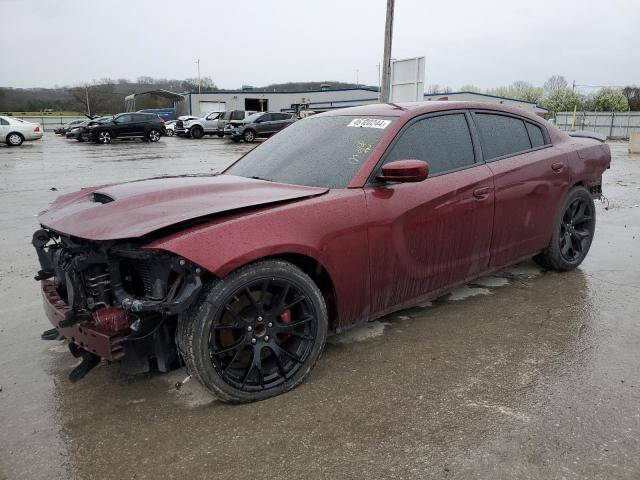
[164,120,177,136]
[0,116,44,146]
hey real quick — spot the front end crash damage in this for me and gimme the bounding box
[33,228,203,381]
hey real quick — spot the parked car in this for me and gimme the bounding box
[1,116,43,146]
[82,113,165,144]
[54,119,85,135]
[32,101,610,402]
[66,116,111,141]
[229,111,296,142]
[219,110,256,136]
[164,120,177,136]
[178,111,224,138]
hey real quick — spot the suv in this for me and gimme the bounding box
[229,112,296,142]
[219,110,256,136]
[179,111,223,139]
[83,113,165,144]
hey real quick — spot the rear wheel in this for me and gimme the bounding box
[6,132,24,146]
[216,132,224,138]
[190,126,204,139]
[534,186,596,271]
[96,130,111,144]
[148,129,161,142]
[177,260,328,403]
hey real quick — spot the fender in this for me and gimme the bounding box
[145,189,371,328]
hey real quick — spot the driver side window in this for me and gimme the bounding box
[383,113,476,176]
[117,115,133,123]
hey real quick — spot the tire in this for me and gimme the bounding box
[167,129,175,136]
[177,259,328,403]
[243,129,256,143]
[96,130,111,144]
[190,126,204,139]
[533,185,596,271]
[216,132,224,138]
[6,132,24,146]
[148,129,161,142]
[231,137,240,143]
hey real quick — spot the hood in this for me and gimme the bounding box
[39,174,328,241]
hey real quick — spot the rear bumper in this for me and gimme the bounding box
[41,280,125,360]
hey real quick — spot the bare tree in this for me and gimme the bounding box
[544,75,569,93]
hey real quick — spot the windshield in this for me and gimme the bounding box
[226,115,394,188]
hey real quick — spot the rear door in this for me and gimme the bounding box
[471,111,569,268]
[0,117,9,140]
[365,111,495,315]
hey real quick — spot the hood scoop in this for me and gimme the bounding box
[91,192,115,204]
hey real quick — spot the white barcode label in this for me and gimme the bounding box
[347,118,391,129]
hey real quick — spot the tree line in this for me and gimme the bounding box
[430,75,639,113]
[1,75,638,115]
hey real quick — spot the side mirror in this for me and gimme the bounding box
[378,160,429,183]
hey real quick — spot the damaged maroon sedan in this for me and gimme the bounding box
[34,102,610,402]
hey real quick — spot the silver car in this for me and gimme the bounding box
[0,116,44,146]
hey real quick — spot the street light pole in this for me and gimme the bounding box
[196,58,201,94]
[379,0,395,103]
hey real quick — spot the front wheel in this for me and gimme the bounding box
[167,129,175,136]
[534,185,596,271]
[177,260,328,403]
[96,130,111,144]
[216,132,224,138]
[148,129,161,142]
[190,126,204,139]
[243,129,256,143]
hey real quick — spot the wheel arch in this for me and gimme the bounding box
[6,131,25,141]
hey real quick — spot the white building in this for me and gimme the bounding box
[176,87,546,116]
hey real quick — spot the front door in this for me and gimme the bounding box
[365,111,495,316]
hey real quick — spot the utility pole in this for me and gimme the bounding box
[196,58,201,94]
[379,0,395,103]
[85,87,91,117]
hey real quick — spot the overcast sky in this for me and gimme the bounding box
[2,0,639,92]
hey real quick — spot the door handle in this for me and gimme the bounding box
[473,187,492,200]
[551,162,564,172]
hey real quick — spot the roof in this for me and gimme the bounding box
[181,86,380,95]
[317,100,545,121]
[124,89,184,102]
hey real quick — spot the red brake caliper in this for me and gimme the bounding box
[280,309,292,341]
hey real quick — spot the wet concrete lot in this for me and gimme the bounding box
[1,136,639,479]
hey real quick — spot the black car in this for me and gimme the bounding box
[229,112,296,142]
[54,119,85,135]
[82,113,165,144]
[66,116,110,141]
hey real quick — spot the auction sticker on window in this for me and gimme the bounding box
[347,118,392,129]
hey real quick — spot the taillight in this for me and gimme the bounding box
[34,126,40,132]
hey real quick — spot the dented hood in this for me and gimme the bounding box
[39,174,327,241]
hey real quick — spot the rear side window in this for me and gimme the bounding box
[526,122,545,148]
[132,114,149,122]
[474,113,532,160]
[0,118,8,125]
[231,111,244,120]
[383,113,475,176]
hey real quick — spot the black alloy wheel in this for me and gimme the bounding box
[534,185,596,271]
[177,260,327,403]
[190,126,204,139]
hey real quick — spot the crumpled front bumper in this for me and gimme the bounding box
[41,280,126,360]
